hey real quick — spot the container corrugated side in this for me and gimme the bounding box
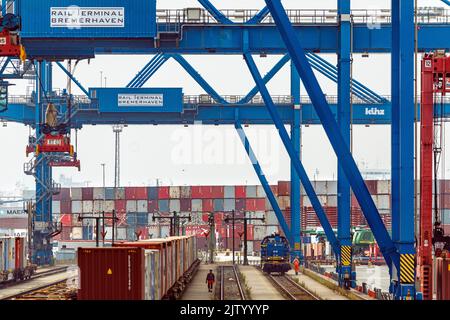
[77,247,145,300]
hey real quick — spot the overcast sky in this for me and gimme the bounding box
[0,0,449,192]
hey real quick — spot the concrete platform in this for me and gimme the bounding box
[181,264,217,300]
[0,272,70,300]
[287,270,349,300]
[239,266,285,300]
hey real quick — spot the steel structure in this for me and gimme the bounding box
[0,0,449,299]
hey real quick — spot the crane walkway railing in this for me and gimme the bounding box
[156,8,450,25]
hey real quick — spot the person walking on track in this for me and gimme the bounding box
[293,256,300,275]
[206,269,215,292]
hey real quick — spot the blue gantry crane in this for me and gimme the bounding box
[0,0,449,299]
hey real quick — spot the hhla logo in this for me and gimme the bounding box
[365,107,385,116]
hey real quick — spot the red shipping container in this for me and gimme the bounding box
[191,186,202,198]
[60,214,72,226]
[53,188,71,201]
[211,186,224,198]
[148,200,158,213]
[158,187,170,199]
[200,186,213,198]
[439,180,450,194]
[202,213,209,223]
[365,180,378,194]
[202,199,213,212]
[60,200,71,214]
[180,199,191,212]
[82,187,93,200]
[278,181,290,196]
[442,194,450,209]
[255,198,265,211]
[246,199,257,211]
[214,212,224,226]
[235,199,245,211]
[270,185,278,197]
[351,194,360,208]
[77,247,145,300]
[246,225,254,241]
[115,200,127,214]
[235,186,246,198]
[436,257,450,300]
[135,187,148,200]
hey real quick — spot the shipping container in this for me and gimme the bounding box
[224,199,235,212]
[436,257,450,300]
[277,196,290,210]
[82,201,93,213]
[52,201,61,214]
[314,181,327,195]
[235,186,246,198]
[224,186,235,198]
[278,181,290,196]
[365,180,378,194]
[213,199,224,212]
[72,227,83,240]
[235,199,245,211]
[265,211,278,225]
[327,196,337,207]
[135,187,148,200]
[202,199,213,212]
[71,188,82,200]
[21,0,157,39]
[147,187,158,200]
[246,186,257,198]
[93,187,105,200]
[82,188,94,200]
[158,200,169,212]
[211,186,224,198]
[180,186,191,199]
[60,213,72,226]
[137,200,148,212]
[115,188,125,200]
[169,187,180,199]
[77,247,146,300]
[105,188,115,200]
[180,199,191,212]
[191,199,202,212]
[377,180,390,194]
[256,186,266,198]
[158,187,170,200]
[104,200,115,213]
[148,200,158,213]
[115,200,126,214]
[126,200,137,213]
[169,199,180,213]
[327,181,337,195]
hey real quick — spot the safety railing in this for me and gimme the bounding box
[157,8,450,25]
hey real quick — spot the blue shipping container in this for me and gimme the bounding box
[105,188,115,200]
[136,213,148,226]
[147,187,158,200]
[90,88,184,113]
[213,199,224,212]
[20,0,157,38]
[158,200,169,212]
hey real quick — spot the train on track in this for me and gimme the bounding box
[0,236,36,283]
[77,235,199,300]
[260,233,291,275]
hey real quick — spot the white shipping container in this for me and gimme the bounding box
[93,200,104,213]
[325,242,331,256]
[224,186,235,198]
[169,186,180,199]
[277,196,290,210]
[137,200,148,212]
[72,200,82,214]
[256,186,266,198]
[191,199,202,212]
[377,180,390,194]
[377,195,390,210]
[82,201,93,213]
[314,181,327,195]
[169,200,180,212]
[160,225,170,238]
[104,200,115,212]
[265,211,278,225]
[52,201,61,214]
[319,195,327,205]
[71,188,82,200]
[327,196,337,207]
[126,200,137,213]
[253,212,265,225]
[246,241,254,255]
[72,227,83,240]
[253,226,267,240]
[117,227,127,240]
[180,186,191,198]
[327,181,337,195]
[93,187,105,200]
[103,227,113,240]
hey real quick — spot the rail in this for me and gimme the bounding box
[219,265,246,300]
[268,273,320,300]
[157,8,450,25]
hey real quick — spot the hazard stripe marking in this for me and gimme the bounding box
[341,246,352,266]
[400,254,415,284]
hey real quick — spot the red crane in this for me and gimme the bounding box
[419,52,450,300]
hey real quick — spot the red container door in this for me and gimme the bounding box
[77,247,145,300]
[148,200,158,213]
[255,198,265,211]
[82,188,94,200]
[191,186,202,198]
[158,187,170,199]
[60,200,71,214]
[246,199,257,211]
[125,187,136,199]
[235,186,246,198]
[202,199,213,212]
[235,199,245,211]
[135,187,148,200]
[278,181,290,196]
[60,214,72,226]
[15,238,21,269]
[211,186,224,198]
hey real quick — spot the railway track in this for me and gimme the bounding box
[7,279,77,300]
[219,265,246,300]
[0,265,70,290]
[268,274,320,300]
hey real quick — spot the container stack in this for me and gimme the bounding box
[50,179,450,254]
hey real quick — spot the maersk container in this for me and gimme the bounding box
[21,0,157,39]
[78,247,146,300]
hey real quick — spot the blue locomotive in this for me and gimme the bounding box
[260,233,291,275]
